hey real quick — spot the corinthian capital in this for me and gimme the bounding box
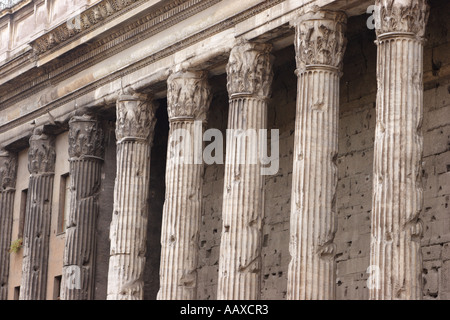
[375,0,429,38]
[69,115,104,160]
[116,93,156,142]
[292,7,347,72]
[28,129,56,174]
[167,71,212,121]
[226,41,274,98]
[0,150,17,190]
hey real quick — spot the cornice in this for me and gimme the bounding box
[30,0,147,56]
[0,0,285,136]
[0,0,221,108]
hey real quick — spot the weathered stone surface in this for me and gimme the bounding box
[107,94,156,300]
[0,151,17,300]
[287,8,347,300]
[61,115,104,300]
[0,0,448,302]
[20,129,56,300]
[291,7,347,73]
[217,41,273,300]
[375,0,430,37]
[158,70,211,300]
[369,0,429,300]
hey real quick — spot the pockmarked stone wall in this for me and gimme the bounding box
[196,1,449,300]
[334,1,450,300]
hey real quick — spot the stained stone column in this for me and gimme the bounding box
[20,129,56,300]
[61,115,104,300]
[107,92,156,300]
[0,151,17,300]
[369,0,429,300]
[217,42,273,300]
[157,71,211,300]
[287,9,347,300]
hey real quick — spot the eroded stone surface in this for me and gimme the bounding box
[107,94,156,300]
[217,42,273,300]
[287,8,347,300]
[157,70,211,300]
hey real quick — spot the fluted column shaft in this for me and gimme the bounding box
[287,9,347,300]
[107,93,156,300]
[0,151,17,300]
[158,71,211,300]
[20,130,56,300]
[370,0,429,300]
[61,115,104,300]
[217,42,273,300]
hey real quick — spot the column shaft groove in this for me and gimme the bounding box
[0,151,17,300]
[369,0,429,300]
[288,8,347,300]
[158,70,211,300]
[217,42,273,300]
[62,115,104,300]
[20,131,55,300]
[107,93,156,300]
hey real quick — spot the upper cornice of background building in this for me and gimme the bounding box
[0,0,27,11]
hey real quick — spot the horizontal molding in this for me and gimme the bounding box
[0,0,286,138]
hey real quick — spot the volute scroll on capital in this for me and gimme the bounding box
[291,7,347,73]
[116,92,157,142]
[226,41,274,99]
[0,150,18,191]
[167,70,212,122]
[68,115,105,160]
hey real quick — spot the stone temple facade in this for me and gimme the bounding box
[0,0,448,300]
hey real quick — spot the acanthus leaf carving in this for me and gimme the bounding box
[226,41,274,98]
[0,150,18,190]
[375,0,429,37]
[116,92,157,142]
[167,70,211,121]
[28,129,56,174]
[69,115,105,159]
[292,7,347,72]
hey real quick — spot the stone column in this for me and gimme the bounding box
[217,42,273,300]
[369,0,429,300]
[157,71,211,300]
[107,92,156,300]
[61,115,104,300]
[287,8,347,300]
[0,151,17,300]
[20,129,56,300]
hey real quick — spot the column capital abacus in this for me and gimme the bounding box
[116,93,156,143]
[226,41,274,99]
[28,129,56,175]
[0,150,17,191]
[167,70,211,122]
[374,0,429,39]
[68,114,104,161]
[291,7,347,74]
